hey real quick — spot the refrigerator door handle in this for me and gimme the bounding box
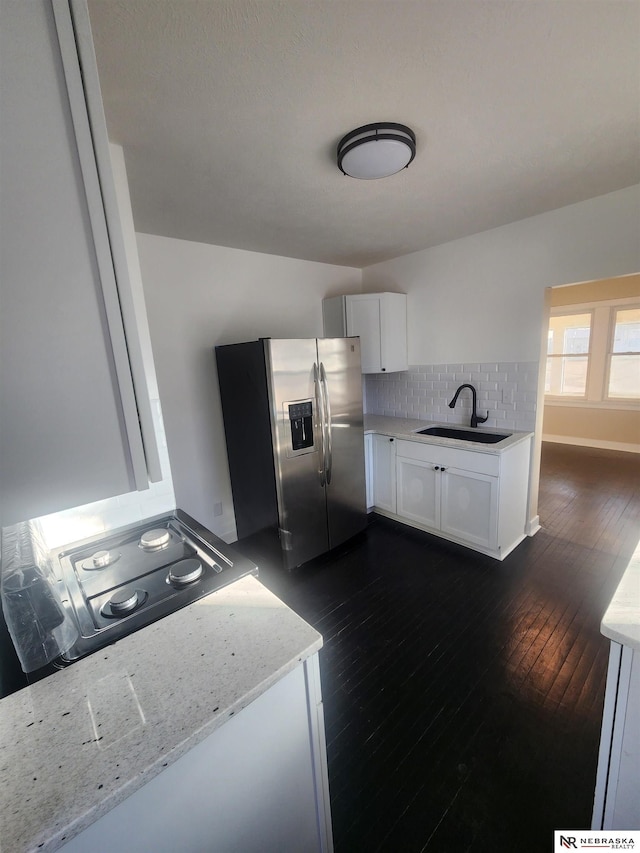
[314,362,326,486]
[320,362,333,485]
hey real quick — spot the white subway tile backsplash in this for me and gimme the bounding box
[365,362,538,433]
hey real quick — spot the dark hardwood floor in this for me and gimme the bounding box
[236,442,640,853]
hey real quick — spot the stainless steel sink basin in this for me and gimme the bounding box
[416,426,511,444]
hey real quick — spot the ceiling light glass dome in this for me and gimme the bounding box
[337,123,416,179]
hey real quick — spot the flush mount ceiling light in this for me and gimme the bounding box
[337,122,416,179]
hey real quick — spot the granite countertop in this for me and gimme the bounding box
[363,414,533,454]
[0,575,322,853]
[601,541,640,652]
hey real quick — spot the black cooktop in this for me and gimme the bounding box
[53,509,258,662]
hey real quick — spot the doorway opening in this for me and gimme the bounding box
[527,273,639,535]
[541,273,639,453]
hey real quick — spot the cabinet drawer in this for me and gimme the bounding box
[395,439,500,477]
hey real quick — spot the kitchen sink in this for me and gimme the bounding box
[416,426,511,444]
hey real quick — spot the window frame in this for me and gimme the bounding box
[604,303,640,403]
[545,296,640,411]
[544,309,593,401]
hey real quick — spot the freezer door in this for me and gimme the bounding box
[317,338,367,549]
[265,339,329,569]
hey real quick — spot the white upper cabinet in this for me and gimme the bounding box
[0,0,160,527]
[323,292,408,373]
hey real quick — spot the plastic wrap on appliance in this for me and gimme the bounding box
[0,519,77,673]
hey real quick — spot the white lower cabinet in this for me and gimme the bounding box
[592,641,640,830]
[396,441,498,550]
[61,655,333,853]
[371,434,397,514]
[371,434,531,560]
[396,455,439,529]
[364,434,374,511]
[440,468,498,551]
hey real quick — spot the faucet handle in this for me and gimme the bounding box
[478,412,489,424]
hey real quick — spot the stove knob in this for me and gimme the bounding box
[109,588,140,615]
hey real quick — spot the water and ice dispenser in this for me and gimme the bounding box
[287,401,314,454]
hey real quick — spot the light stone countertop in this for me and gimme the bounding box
[601,542,640,652]
[0,575,322,853]
[363,414,533,454]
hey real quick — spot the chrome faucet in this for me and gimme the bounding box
[448,383,488,428]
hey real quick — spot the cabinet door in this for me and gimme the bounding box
[440,467,498,550]
[0,1,152,526]
[396,456,440,529]
[333,293,408,374]
[346,296,382,373]
[379,293,408,373]
[364,434,374,511]
[594,643,640,830]
[372,434,396,513]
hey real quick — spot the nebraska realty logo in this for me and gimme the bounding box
[554,831,639,850]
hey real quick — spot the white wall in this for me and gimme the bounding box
[362,185,640,365]
[136,233,361,540]
[134,186,639,542]
[362,184,640,529]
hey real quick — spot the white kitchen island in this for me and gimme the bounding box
[0,576,331,853]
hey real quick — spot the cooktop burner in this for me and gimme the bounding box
[81,549,120,571]
[52,510,257,663]
[102,587,147,618]
[139,528,171,551]
[168,558,203,586]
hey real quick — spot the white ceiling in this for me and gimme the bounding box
[87,0,640,268]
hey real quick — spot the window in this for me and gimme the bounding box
[545,298,640,406]
[607,307,640,400]
[545,312,592,397]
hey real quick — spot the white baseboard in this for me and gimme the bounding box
[527,516,541,536]
[542,434,640,454]
[219,523,238,544]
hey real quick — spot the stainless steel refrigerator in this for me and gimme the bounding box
[215,337,367,569]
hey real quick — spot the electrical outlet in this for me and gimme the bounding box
[213,502,223,517]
